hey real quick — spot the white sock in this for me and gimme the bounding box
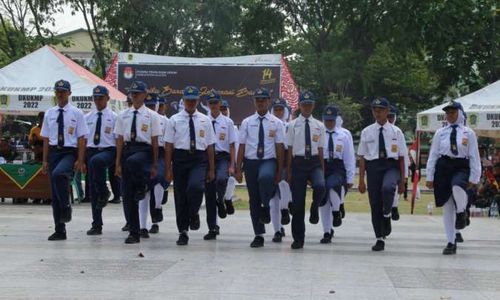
[340,186,345,204]
[278,180,292,209]
[224,176,236,201]
[443,198,457,244]
[139,192,150,229]
[330,189,341,211]
[154,184,163,209]
[393,187,399,208]
[452,185,467,213]
[415,185,421,200]
[270,194,281,233]
[320,202,333,233]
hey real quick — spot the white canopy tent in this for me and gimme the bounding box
[417,80,500,138]
[0,46,126,116]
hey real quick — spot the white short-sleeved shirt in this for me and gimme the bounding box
[357,121,406,161]
[164,109,215,150]
[209,113,237,153]
[323,127,356,184]
[158,114,170,148]
[114,105,162,144]
[239,112,285,160]
[287,115,325,157]
[85,107,117,148]
[425,124,481,184]
[41,103,89,147]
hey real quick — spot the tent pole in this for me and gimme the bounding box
[411,130,422,215]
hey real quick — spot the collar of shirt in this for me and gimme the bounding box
[297,114,312,123]
[130,104,147,115]
[180,109,200,118]
[253,112,270,121]
[56,103,71,112]
[376,121,391,131]
[209,113,224,122]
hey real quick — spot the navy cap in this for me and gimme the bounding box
[254,87,270,99]
[221,100,229,108]
[207,90,221,103]
[371,97,390,108]
[322,105,340,121]
[145,93,158,106]
[272,98,287,108]
[299,91,315,104]
[183,86,200,100]
[157,96,166,104]
[92,85,109,97]
[54,80,71,91]
[442,100,462,111]
[389,104,399,115]
[129,81,147,93]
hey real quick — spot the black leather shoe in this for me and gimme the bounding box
[60,206,72,223]
[455,212,466,230]
[189,214,200,230]
[391,207,400,221]
[80,196,90,203]
[320,229,333,244]
[332,211,342,227]
[280,227,285,237]
[203,231,217,240]
[442,242,457,255]
[134,184,149,202]
[371,240,385,251]
[121,223,129,231]
[96,190,111,209]
[108,197,121,204]
[455,232,464,243]
[340,203,345,218]
[250,236,264,248]
[86,227,102,236]
[176,232,189,245]
[214,225,220,235]
[48,232,66,241]
[139,229,150,238]
[281,209,290,225]
[309,204,319,224]
[259,206,271,224]
[291,240,304,249]
[383,217,392,237]
[288,202,294,216]
[149,224,159,234]
[272,231,283,243]
[225,200,235,215]
[217,201,227,219]
[125,234,140,244]
[151,208,163,223]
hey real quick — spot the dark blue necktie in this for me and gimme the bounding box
[189,114,196,153]
[130,110,138,142]
[305,119,311,159]
[94,112,102,145]
[450,125,458,155]
[379,127,386,159]
[257,117,264,159]
[328,131,334,161]
[57,108,64,147]
[212,120,216,133]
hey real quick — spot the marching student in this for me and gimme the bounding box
[269,98,292,243]
[41,79,89,241]
[319,105,355,244]
[114,81,162,244]
[357,98,406,251]
[85,85,117,235]
[425,100,480,255]
[203,91,237,240]
[220,100,237,214]
[235,87,285,248]
[164,86,215,246]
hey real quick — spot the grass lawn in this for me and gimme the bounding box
[231,187,441,216]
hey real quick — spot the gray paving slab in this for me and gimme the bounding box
[1,201,500,300]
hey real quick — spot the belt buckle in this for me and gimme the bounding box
[97,147,104,151]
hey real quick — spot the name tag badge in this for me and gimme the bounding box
[105,127,112,134]
[219,132,226,141]
[200,130,205,138]
[312,134,319,142]
[269,130,276,138]
[141,124,148,132]
[68,127,75,135]
[391,144,398,153]
[462,138,468,146]
[335,144,343,152]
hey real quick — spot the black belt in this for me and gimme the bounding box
[294,155,319,160]
[125,142,149,147]
[440,155,468,160]
[88,146,115,151]
[174,149,206,154]
[49,146,76,151]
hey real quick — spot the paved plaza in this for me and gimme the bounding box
[1,201,500,300]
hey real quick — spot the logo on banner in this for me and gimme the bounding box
[123,67,134,79]
[420,115,428,129]
[0,95,9,108]
[468,113,478,128]
[260,68,276,84]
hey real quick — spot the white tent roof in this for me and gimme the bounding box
[417,80,500,138]
[0,46,126,115]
